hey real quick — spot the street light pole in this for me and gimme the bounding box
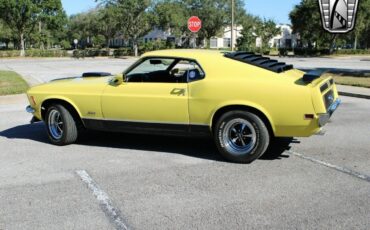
[231,0,235,51]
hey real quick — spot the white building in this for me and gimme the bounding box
[143,28,175,43]
[209,26,243,49]
[269,24,298,49]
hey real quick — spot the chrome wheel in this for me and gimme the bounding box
[222,118,257,156]
[48,109,64,140]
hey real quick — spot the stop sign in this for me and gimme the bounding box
[188,16,202,33]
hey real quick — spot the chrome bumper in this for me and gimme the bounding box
[318,99,341,127]
[26,105,41,123]
[26,105,35,113]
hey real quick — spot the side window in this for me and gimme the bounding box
[171,60,205,83]
[126,58,205,83]
[126,58,177,83]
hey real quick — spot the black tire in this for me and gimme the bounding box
[214,110,270,163]
[45,104,79,146]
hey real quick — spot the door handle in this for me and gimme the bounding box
[171,88,186,96]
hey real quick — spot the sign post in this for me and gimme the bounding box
[188,16,202,48]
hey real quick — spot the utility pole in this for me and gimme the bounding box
[231,0,235,51]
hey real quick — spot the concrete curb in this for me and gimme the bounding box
[339,92,370,100]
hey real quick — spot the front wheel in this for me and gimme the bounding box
[214,111,270,163]
[45,104,79,145]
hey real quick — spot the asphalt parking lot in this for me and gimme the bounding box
[0,57,370,229]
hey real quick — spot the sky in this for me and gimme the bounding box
[61,0,301,24]
[245,0,301,24]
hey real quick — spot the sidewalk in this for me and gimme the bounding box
[337,85,370,99]
[0,94,27,105]
[0,94,28,113]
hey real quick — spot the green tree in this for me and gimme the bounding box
[153,0,187,38]
[255,19,280,52]
[95,6,119,50]
[237,17,280,53]
[0,20,13,49]
[98,0,153,56]
[67,10,100,48]
[0,0,66,56]
[353,0,370,49]
[187,0,229,44]
[289,0,324,49]
[236,15,260,51]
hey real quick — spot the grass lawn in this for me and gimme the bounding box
[333,76,370,88]
[0,70,29,95]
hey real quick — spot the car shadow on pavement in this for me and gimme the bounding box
[0,123,294,163]
[260,137,296,160]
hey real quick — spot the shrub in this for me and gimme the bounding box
[113,48,133,57]
[0,50,21,57]
[139,40,171,54]
[61,40,72,50]
[72,49,111,58]
[0,49,69,58]
[334,49,370,55]
[288,48,331,56]
[25,49,68,57]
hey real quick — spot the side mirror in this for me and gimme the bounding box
[109,74,125,86]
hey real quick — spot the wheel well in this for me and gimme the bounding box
[212,105,274,137]
[41,99,83,126]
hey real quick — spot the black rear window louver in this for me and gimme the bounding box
[224,52,294,73]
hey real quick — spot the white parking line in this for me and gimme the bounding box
[289,151,370,183]
[75,170,129,230]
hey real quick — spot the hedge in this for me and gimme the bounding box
[113,48,133,57]
[26,49,68,57]
[278,48,370,56]
[334,49,370,55]
[72,49,110,58]
[0,49,68,58]
[0,50,21,57]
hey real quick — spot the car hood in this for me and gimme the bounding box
[27,76,112,94]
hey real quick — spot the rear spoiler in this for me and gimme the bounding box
[303,69,327,83]
[82,72,112,78]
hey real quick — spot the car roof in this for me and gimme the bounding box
[141,49,225,61]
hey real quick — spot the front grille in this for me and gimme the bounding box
[324,90,335,110]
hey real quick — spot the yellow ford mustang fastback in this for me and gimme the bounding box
[26,50,340,163]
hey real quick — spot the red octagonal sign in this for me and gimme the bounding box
[188,16,202,33]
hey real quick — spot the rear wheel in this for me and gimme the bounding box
[214,110,270,163]
[45,104,79,145]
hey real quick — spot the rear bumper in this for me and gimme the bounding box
[318,98,341,127]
